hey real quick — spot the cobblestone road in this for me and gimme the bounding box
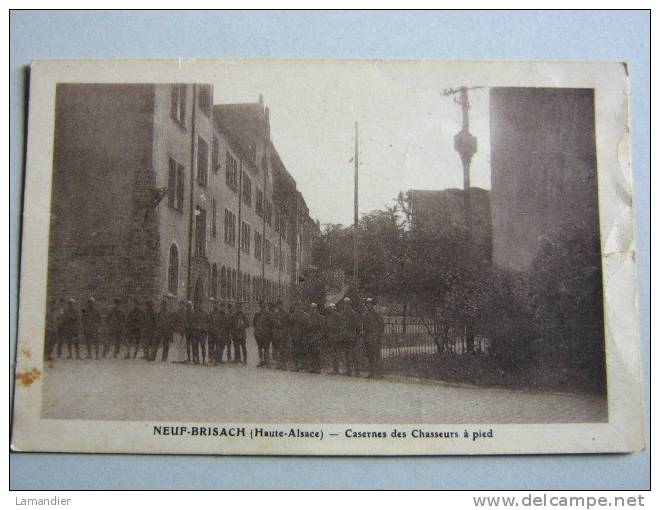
[41,337,607,424]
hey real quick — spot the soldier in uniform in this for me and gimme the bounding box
[141,301,157,360]
[154,298,173,362]
[104,299,125,358]
[190,302,209,365]
[253,301,270,368]
[170,301,188,363]
[290,303,309,372]
[325,303,343,374]
[339,297,361,376]
[224,303,234,363]
[362,297,385,378]
[44,298,58,361]
[81,297,102,360]
[126,299,144,359]
[207,298,223,365]
[184,301,194,363]
[62,298,81,360]
[214,302,230,364]
[271,301,288,370]
[231,302,249,364]
[307,303,324,373]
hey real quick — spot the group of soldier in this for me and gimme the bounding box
[44,294,386,378]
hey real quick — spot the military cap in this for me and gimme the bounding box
[68,298,76,303]
[343,297,351,303]
[327,303,336,309]
[310,302,318,308]
[88,297,95,303]
[366,297,373,303]
[209,297,216,302]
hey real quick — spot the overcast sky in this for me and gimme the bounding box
[211,60,491,226]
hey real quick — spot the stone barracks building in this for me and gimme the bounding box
[47,83,318,315]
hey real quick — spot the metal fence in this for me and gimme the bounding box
[381,316,491,358]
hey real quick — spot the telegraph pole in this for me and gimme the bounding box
[444,86,480,240]
[353,121,359,292]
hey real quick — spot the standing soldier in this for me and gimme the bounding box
[362,297,385,378]
[154,298,173,362]
[224,303,234,363]
[325,303,343,374]
[267,303,279,368]
[81,297,102,360]
[290,303,309,372]
[44,299,58,361]
[170,300,187,363]
[184,301,194,363]
[141,301,157,360]
[104,299,125,358]
[207,298,223,365]
[272,301,288,370]
[307,303,324,373]
[253,301,269,368]
[126,299,144,359]
[215,302,231,364]
[339,297,361,376]
[231,302,249,364]
[190,302,209,365]
[62,298,81,360]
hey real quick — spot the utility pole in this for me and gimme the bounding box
[353,121,359,293]
[444,86,480,240]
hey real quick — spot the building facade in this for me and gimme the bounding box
[47,83,315,316]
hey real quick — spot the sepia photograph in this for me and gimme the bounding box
[11,58,643,455]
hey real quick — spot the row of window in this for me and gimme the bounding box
[209,264,287,303]
[168,244,287,302]
[170,84,273,214]
[193,204,288,271]
[169,84,212,126]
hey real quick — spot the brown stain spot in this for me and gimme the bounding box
[16,367,41,387]
[21,348,31,359]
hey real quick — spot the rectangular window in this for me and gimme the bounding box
[274,247,279,269]
[168,157,185,212]
[195,207,207,256]
[197,136,209,186]
[176,164,185,211]
[212,198,217,238]
[241,221,251,254]
[274,209,280,233]
[167,159,177,208]
[256,188,264,217]
[212,136,220,173]
[242,171,252,206]
[198,85,212,116]
[264,239,272,265]
[225,152,238,191]
[224,209,236,246]
[265,200,273,226]
[170,84,186,125]
[254,231,263,260]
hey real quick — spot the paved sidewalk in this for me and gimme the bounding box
[41,356,607,424]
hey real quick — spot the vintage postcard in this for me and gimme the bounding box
[11,59,643,455]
